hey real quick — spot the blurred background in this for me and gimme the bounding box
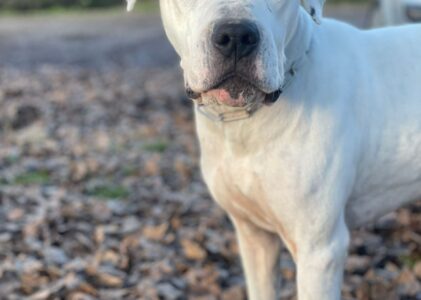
[0,0,420,299]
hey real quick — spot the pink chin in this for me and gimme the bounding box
[202,89,246,107]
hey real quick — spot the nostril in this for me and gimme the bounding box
[241,33,258,46]
[212,20,260,58]
[216,34,231,47]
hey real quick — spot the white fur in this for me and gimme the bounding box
[134,1,421,299]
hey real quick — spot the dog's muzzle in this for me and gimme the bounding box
[186,81,282,122]
[185,58,304,123]
[186,76,281,106]
[184,19,310,122]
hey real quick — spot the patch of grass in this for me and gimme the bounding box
[87,185,130,200]
[122,165,139,177]
[143,140,168,153]
[0,0,158,16]
[132,0,158,13]
[4,155,20,165]
[0,177,8,186]
[400,254,421,269]
[13,170,51,185]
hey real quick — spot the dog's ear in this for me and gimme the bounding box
[127,0,137,12]
[301,0,325,24]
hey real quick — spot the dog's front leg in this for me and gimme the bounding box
[295,214,350,300]
[230,215,281,300]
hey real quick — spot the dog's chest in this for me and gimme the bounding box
[202,152,279,232]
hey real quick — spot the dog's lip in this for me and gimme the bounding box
[185,74,240,99]
[185,74,282,104]
[264,89,282,104]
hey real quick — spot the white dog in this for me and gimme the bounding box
[128,0,421,299]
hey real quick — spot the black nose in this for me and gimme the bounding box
[212,20,260,59]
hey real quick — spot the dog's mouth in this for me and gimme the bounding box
[186,76,281,107]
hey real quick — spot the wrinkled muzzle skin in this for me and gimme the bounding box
[159,0,301,106]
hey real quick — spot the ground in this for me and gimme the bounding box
[0,5,420,300]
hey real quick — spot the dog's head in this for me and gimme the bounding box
[128,0,324,107]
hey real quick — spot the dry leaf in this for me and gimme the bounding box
[181,239,207,261]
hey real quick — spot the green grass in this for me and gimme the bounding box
[143,140,168,153]
[13,170,51,185]
[122,165,139,177]
[0,1,158,16]
[87,185,130,199]
[132,0,158,13]
[4,155,20,165]
[400,254,421,269]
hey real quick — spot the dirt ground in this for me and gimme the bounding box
[0,5,420,300]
